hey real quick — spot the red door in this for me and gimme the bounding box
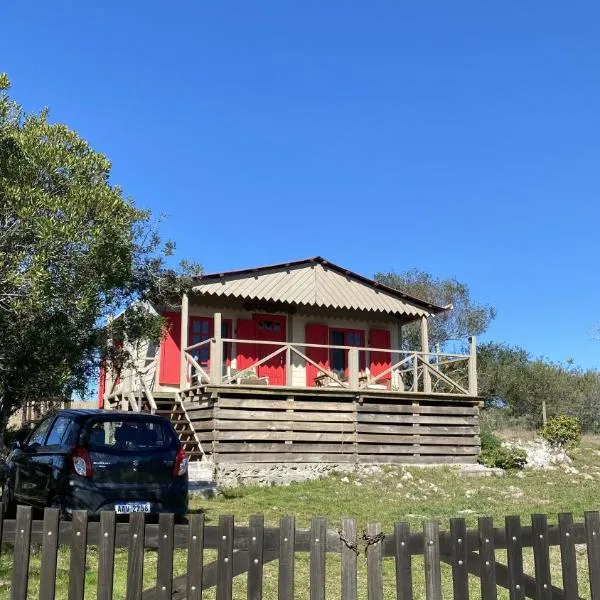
[369,329,392,383]
[159,311,181,385]
[305,324,329,387]
[254,314,286,385]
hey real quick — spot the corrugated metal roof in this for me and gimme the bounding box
[191,257,447,318]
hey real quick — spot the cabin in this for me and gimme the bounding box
[100,257,481,481]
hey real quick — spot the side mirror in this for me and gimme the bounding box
[11,440,22,451]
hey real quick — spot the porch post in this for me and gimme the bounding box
[286,314,294,387]
[420,316,432,393]
[468,336,478,396]
[179,292,189,389]
[211,312,223,384]
[348,347,360,390]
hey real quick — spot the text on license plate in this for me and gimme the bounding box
[115,502,151,514]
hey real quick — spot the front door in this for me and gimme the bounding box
[253,314,287,385]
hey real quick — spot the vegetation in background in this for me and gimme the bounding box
[373,269,496,349]
[0,74,200,444]
[477,342,600,432]
[541,415,581,449]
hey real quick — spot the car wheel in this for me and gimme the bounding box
[1,479,16,518]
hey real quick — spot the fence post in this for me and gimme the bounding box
[348,348,359,390]
[11,505,32,600]
[505,516,524,600]
[423,520,441,600]
[450,518,469,600]
[98,511,116,600]
[341,519,357,600]
[69,510,88,600]
[187,513,205,600]
[531,513,552,600]
[558,513,579,600]
[211,312,223,385]
[366,523,383,600]
[248,514,265,600]
[468,336,478,396]
[279,516,295,600]
[310,517,327,600]
[217,514,234,600]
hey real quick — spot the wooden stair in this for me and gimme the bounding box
[154,395,206,460]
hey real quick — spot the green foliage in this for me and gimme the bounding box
[373,269,496,349]
[478,446,527,470]
[0,75,201,438]
[480,429,501,452]
[477,342,600,432]
[541,415,581,449]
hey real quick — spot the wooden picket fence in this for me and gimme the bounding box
[2,505,600,599]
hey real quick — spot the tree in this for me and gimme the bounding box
[0,74,199,442]
[373,269,496,349]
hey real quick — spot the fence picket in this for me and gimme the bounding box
[157,513,175,600]
[248,514,265,600]
[187,513,205,600]
[395,521,413,600]
[423,520,442,600]
[559,512,579,600]
[478,517,497,600]
[450,517,468,600]
[278,516,295,600]
[586,511,600,600]
[10,505,32,600]
[531,514,551,600]
[68,510,88,600]
[98,511,116,600]
[366,523,384,600]
[217,515,234,600]
[126,513,146,600]
[39,508,60,600]
[341,518,357,600]
[505,516,524,600]
[310,517,327,600]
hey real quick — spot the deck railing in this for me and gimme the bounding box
[183,336,478,397]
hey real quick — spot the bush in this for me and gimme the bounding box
[480,430,501,452]
[478,447,527,470]
[540,415,581,449]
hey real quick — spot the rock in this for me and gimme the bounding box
[515,471,525,479]
[502,438,572,470]
[396,482,403,489]
[459,464,504,477]
[565,466,579,475]
[582,473,594,481]
[340,476,349,483]
[400,472,413,481]
[459,509,475,514]
[354,481,363,487]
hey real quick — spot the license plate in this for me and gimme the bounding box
[115,502,151,514]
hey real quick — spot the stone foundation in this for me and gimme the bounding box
[215,462,357,488]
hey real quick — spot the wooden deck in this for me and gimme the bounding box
[178,385,481,465]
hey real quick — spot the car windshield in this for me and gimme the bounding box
[87,419,175,451]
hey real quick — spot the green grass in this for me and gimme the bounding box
[2,434,600,599]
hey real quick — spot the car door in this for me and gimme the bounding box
[30,415,77,506]
[12,416,55,504]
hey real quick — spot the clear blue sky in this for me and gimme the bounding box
[3,2,599,368]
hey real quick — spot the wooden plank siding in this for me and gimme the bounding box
[180,387,480,465]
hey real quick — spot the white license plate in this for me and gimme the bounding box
[115,502,151,514]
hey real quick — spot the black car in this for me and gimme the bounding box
[1,409,188,518]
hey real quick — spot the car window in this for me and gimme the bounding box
[87,419,176,451]
[27,417,54,447]
[45,416,74,446]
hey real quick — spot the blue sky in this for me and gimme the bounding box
[3,2,599,368]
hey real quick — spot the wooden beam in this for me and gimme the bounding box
[210,312,223,385]
[421,317,431,393]
[468,336,478,396]
[180,292,189,389]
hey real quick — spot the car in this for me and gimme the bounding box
[1,409,188,518]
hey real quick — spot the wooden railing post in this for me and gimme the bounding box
[286,345,293,387]
[180,292,189,389]
[421,317,431,394]
[210,312,223,385]
[348,347,359,390]
[468,335,478,396]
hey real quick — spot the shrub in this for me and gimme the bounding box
[480,430,501,452]
[478,447,527,470]
[540,415,581,449]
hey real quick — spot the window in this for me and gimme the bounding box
[27,417,53,447]
[257,319,281,333]
[87,419,176,451]
[189,317,232,367]
[329,329,365,379]
[46,416,74,446]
